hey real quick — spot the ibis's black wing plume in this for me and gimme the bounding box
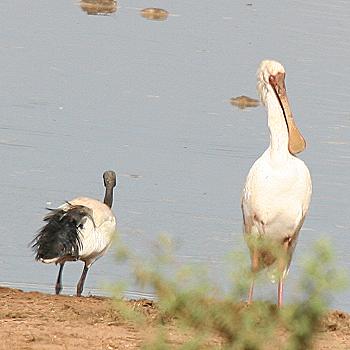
[31,204,94,262]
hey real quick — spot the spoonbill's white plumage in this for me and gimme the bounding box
[32,170,117,296]
[241,60,312,307]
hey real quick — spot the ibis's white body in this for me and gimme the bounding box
[42,197,116,267]
[70,197,116,266]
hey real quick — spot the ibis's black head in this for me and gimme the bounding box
[103,170,117,188]
[103,170,117,208]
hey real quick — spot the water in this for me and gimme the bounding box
[1,0,350,310]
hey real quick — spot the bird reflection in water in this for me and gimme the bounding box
[80,0,117,16]
[140,8,169,21]
[230,95,260,109]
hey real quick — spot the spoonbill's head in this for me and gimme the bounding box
[256,60,306,155]
[257,60,286,106]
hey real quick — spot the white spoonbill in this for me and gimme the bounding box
[32,170,117,296]
[241,60,312,307]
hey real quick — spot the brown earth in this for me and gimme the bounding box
[0,286,349,349]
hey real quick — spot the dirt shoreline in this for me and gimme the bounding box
[0,286,349,349]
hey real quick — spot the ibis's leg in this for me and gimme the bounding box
[76,263,89,297]
[248,249,259,305]
[55,262,65,295]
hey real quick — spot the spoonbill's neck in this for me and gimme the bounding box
[265,91,289,161]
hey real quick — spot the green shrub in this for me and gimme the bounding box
[113,236,346,349]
